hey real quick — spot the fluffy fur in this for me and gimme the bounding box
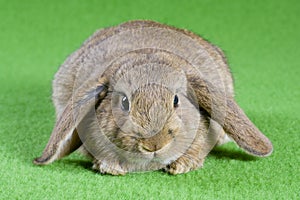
[33,20,273,175]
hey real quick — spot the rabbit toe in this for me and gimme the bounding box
[93,160,126,175]
[164,158,204,175]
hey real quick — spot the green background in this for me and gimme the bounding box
[0,0,299,199]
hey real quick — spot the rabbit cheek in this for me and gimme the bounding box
[114,133,140,153]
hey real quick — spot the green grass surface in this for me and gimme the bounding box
[0,0,299,199]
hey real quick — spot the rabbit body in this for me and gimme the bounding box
[34,20,272,175]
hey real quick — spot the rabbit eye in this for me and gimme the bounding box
[121,95,130,111]
[173,95,179,108]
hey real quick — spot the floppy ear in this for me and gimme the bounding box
[33,78,108,165]
[189,76,273,157]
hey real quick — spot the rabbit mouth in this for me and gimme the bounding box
[136,139,183,165]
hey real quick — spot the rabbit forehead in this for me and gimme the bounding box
[106,48,190,96]
[114,63,187,96]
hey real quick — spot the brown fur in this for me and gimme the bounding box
[33,20,273,175]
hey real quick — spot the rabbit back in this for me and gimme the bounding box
[52,20,234,118]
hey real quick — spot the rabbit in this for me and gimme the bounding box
[33,20,273,175]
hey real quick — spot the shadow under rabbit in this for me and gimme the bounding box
[210,146,257,161]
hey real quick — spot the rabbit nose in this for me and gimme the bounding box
[140,144,161,152]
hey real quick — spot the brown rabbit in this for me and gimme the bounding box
[33,20,273,175]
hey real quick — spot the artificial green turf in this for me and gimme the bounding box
[0,0,299,199]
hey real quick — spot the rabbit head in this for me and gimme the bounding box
[76,50,211,172]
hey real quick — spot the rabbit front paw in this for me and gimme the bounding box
[164,157,204,175]
[93,160,127,175]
